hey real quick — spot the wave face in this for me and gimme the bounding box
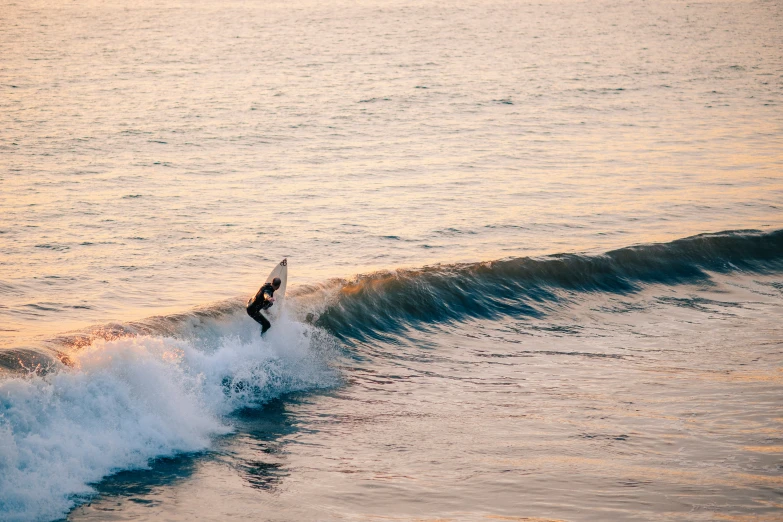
[0,315,338,522]
[312,229,783,341]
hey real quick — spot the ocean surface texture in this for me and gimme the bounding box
[1,0,782,520]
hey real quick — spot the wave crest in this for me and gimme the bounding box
[310,229,783,341]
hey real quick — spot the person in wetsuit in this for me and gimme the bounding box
[247,277,281,334]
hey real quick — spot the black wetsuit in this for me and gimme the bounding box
[247,282,275,333]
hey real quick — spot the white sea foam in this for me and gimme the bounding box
[0,314,337,522]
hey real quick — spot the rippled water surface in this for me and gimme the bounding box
[1,0,782,520]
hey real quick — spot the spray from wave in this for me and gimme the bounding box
[0,314,338,522]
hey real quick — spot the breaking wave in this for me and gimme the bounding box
[0,315,338,521]
[0,228,781,521]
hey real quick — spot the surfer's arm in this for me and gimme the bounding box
[262,288,275,306]
[248,283,273,309]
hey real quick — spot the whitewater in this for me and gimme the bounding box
[0,313,339,521]
[1,0,782,520]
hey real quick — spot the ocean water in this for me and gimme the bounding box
[1,0,782,520]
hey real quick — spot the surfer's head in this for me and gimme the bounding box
[272,278,281,289]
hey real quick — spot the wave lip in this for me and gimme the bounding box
[311,229,783,341]
[0,316,337,522]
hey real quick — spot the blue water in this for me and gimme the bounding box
[1,0,782,520]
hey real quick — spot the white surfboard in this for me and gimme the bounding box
[263,259,288,318]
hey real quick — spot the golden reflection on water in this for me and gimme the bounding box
[349,516,566,522]
[742,446,783,454]
[484,515,565,522]
[2,1,782,520]
[490,456,783,489]
[712,515,783,522]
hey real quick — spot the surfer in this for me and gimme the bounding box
[247,277,281,334]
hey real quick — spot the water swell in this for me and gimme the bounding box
[21,228,782,353]
[7,229,781,361]
[312,229,783,341]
